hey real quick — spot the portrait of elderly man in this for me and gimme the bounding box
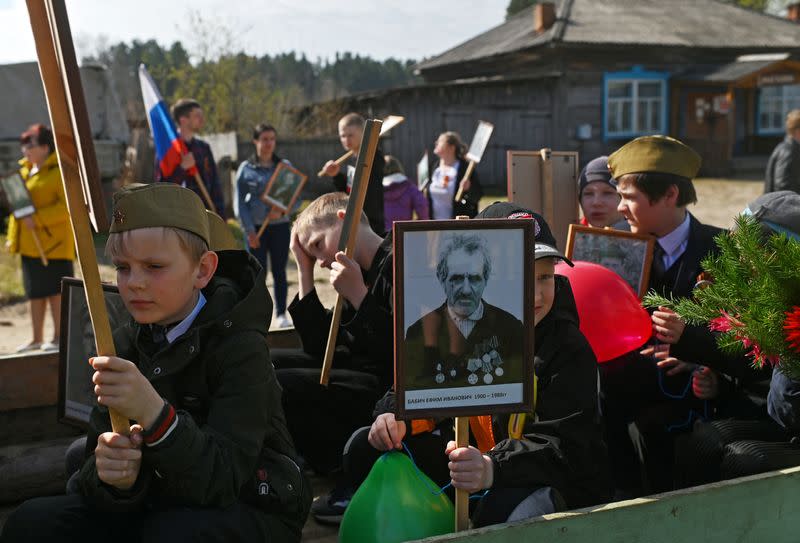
[403,232,525,390]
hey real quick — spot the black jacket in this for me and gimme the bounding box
[764,136,800,194]
[428,159,484,219]
[287,233,394,387]
[78,252,310,534]
[333,145,386,235]
[376,276,612,509]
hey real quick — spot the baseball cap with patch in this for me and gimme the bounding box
[475,202,574,266]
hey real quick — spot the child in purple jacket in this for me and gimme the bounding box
[382,155,429,232]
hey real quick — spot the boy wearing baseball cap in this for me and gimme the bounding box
[2,183,310,542]
[333,203,611,527]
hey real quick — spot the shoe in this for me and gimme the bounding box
[311,486,353,525]
[40,341,59,351]
[15,342,42,353]
[274,314,292,329]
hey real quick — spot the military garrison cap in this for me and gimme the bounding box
[608,135,701,180]
[206,210,242,251]
[110,183,211,246]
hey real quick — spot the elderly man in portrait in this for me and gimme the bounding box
[404,233,524,389]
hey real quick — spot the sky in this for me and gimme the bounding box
[0,0,507,64]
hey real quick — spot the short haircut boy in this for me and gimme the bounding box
[292,191,368,237]
[339,112,364,129]
[171,98,202,122]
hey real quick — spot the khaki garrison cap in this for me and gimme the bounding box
[206,210,241,251]
[110,183,211,246]
[608,135,701,180]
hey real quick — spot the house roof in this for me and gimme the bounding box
[416,0,800,73]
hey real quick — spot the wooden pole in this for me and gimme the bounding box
[317,150,354,177]
[454,161,476,204]
[319,119,383,386]
[255,214,275,239]
[30,229,49,266]
[540,148,554,227]
[27,0,128,433]
[453,212,471,532]
[193,172,217,214]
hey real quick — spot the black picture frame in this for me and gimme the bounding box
[393,219,535,420]
[58,278,129,428]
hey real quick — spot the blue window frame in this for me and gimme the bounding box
[603,67,670,140]
[757,84,800,135]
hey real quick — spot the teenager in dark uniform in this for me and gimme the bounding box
[602,136,725,494]
[320,113,386,235]
[1,184,310,543]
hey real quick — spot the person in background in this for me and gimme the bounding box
[381,155,429,232]
[320,113,385,234]
[235,123,292,328]
[578,156,628,230]
[428,132,483,219]
[764,109,800,195]
[155,98,226,217]
[5,124,75,352]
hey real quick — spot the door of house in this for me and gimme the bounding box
[684,91,731,175]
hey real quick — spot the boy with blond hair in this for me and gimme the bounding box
[1,183,309,542]
[273,192,394,481]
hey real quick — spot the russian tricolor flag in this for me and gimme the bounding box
[138,64,197,178]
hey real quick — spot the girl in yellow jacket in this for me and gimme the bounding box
[5,124,75,352]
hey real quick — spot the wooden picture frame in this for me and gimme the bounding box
[466,121,494,163]
[417,151,430,191]
[58,278,129,429]
[0,171,36,219]
[566,224,655,299]
[259,162,308,213]
[393,219,535,419]
[507,149,579,251]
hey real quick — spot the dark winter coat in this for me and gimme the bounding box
[764,135,800,195]
[77,251,310,535]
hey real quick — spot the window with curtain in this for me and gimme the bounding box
[758,84,800,134]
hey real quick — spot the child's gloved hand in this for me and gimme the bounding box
[368,413,406,451]
[95,424,143,490]
[91,356,163,428]
[445,442,493,493]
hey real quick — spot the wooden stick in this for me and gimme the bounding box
[454,160,476,204]
[317,150,354,177]
[454,416,470,531]
[27,0,128,434]
[255,214,276,239]
[193,172,217,214]
[540,148,554,228]
[30,229,49,266]
[320,120,382,386]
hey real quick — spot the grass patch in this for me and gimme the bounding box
[0,235,24,305]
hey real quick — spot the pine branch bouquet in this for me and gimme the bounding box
[643,215,800,379]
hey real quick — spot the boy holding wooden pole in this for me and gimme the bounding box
[1,183,310,542]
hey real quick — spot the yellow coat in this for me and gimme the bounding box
[6,152,75,261]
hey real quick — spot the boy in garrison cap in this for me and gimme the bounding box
[321,204,611,527]
[1,183,310,543]
[603,136,726,494]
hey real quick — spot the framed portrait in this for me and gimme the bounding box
[417,151,430,191]
[466,120,494,163]
[259,162,308,213]
[0,171,36,218]
[393,219,535,419]
[566,224,655,299]
[58,278,130,428]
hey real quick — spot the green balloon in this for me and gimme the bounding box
[339,451,454,543]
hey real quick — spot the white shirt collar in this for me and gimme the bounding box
[166,292,207,344]
[657,212,691,258]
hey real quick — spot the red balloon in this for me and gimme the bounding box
[554,261,652,363]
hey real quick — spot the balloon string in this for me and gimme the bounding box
[399,441,488,500]
[656,365,710,432]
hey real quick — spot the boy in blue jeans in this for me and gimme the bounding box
[1,183,310,542]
